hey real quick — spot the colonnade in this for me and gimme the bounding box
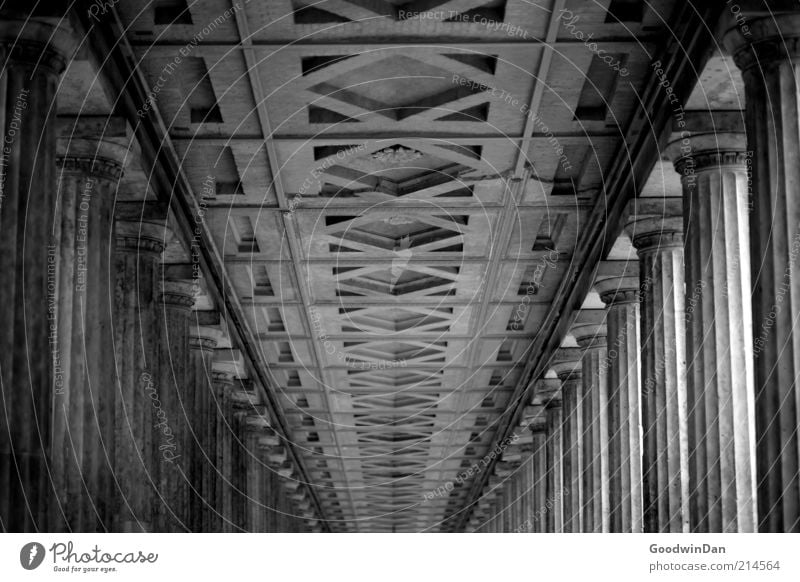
[0,16,319,533]
[470,15,800,534]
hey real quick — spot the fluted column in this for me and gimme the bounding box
[519,445,532,532]
[627,200,689,533]
[597,265,643,533]
[504,474,515,532]
[545,398,564,532]
[211,367,235,532]
[530,423,547,533]
[154,276,195,532]
[50,137,126,532]
[573,313,610,532]
[505,470,517,532]
[498,479,509,532]
[552,348,583,533]
[726,14,800,532]
[229,394,253,532]
[0,18,73,532]
[244,423,268,533]
[485,495,498,533]
[669,131,756,533]
[112,205,169,533]
[258,438,284,532]
[187,323,221,532]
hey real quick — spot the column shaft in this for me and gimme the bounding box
[675,135,756,532]
[214,373,236,532]
[545,401,564,532]
[630,221,690,533]
[577,335,610,532]
[187,330,218,532]
[727,16,800,532]
[0,20,71,532]
[113,219,166,532]
[154,280,194,532]
[51,152,123,532]
[531,429,547,533]
[245,431,264,532]
[560,371,583,532]
[602,288,643,533]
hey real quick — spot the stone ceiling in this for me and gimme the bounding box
[108,0,682,532]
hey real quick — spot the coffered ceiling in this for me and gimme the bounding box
[111,0,682,531]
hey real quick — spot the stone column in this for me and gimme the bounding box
[552,348,583,533]
[484,493,497,533]
[518,444,531,532]
[668,129,756,533]
[726,14,800,533]
[572,310,610,532]
[512,469,522,531]
[51,133,126,532]
[0,17,73,532]
[494,478,506,532]
[596,262,643,533]
[503,478,513,532]
[530,422,547,533]
[243,417,269,533]
[257,433,283,532]
[228,383,259,532]
[501,468,516,532]
[545,397,564,533]
[112,203,169,532]
[154,272,195,532]
[230,410,247,532]
[187,321,222,532]
[210,365,236,532]
[627,198,689,533]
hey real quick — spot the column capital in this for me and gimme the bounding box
[115,221,168,254]
[211,368,236,386]
[115,202,170,254]
[532,378,561,406]
[571,309,607,350]
[595,261,639,306]
[666,132,749,175]
[159,279,196,309]
[256,432,281,449]
[0,17,75,74]
[529,419,547,434]
[626,197,684,252]
[522,404,546,430]
[189,325,223,352]
[724,13,800,73]
[550,347,582,381]
[212,349,247,380]
[575,334,606,350]
[244,412,271,432]
[230,392,260,411]
[56,119,132,181]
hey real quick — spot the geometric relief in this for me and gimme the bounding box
[343,340,448,365]
[326,214,467,254]
[336,265,459,297]
[316,143,485,200]
[338,306,454,333]
[302,52,492,122]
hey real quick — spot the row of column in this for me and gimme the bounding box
[0,16,317,533]
[471,11,800,532]
[473,131,754,533]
